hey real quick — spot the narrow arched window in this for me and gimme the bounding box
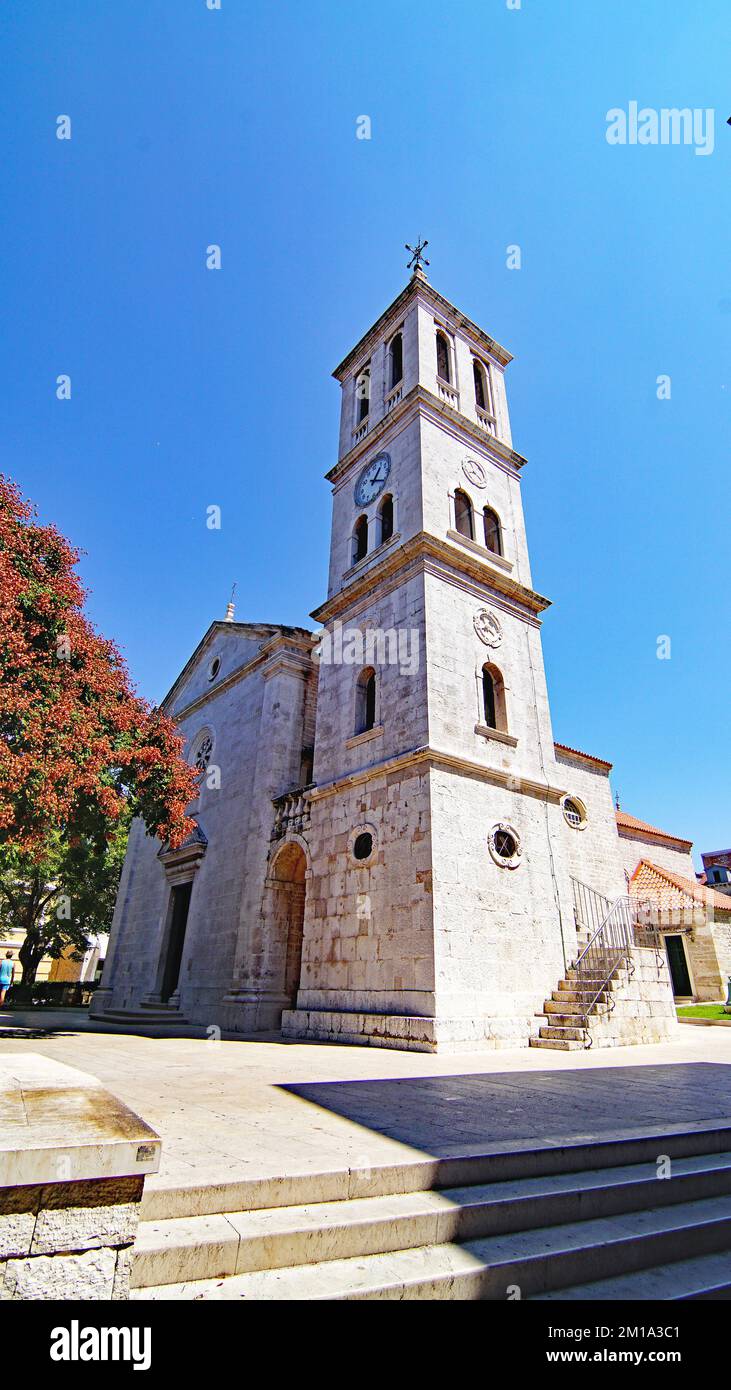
[473,359,487,410]
[356,667,377,734]
[454,489,474,540]
[389,333,403,390]
[436,331,451,383]
[483,507,502,556]
[482,669,497,729]
[379,494,394,545]
[355,365,370,423]
[353,515,368,564]
[482,664,507,733]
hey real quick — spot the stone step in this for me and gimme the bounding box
[96,1009,189,1026]
[543,998,609,1017]
[529,1037,585,1050]
[539,1026,586,1042]
[552,989,609,1005]
[131,1152,731,1289]
[534,1250,731,1300]
[132,1191,731,1300]
[139,1124,731,1221]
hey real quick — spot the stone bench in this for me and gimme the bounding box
[0,1053,160,1300]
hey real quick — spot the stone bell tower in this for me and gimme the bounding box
[282,254,579,1051]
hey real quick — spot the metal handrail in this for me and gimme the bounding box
[571,876,612,938]
[571,895,650,1041]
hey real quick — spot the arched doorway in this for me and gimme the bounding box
[267,840,306,1007]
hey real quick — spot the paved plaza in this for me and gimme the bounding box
[1,1009,730,1218]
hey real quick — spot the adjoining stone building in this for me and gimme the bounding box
[93,267,720,1049]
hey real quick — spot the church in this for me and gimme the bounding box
[92,260,730,1050]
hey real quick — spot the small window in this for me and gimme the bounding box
[208,656,221,682]
[379,494,394,545]
[473,359,487,411]
[454,489,474,540]
[481,663,507,734]
[353,515,368,564]
[489,822,522,868]
[355,667,376,734]
[494,828,517,859]
[355,365,370,423]
[436,331,451,383]
[482,669,497,729]
[389,333,403,390]
[190,731,214,777]
[483,507,502,556]
[562,796,587,830]
[353,832,373,861]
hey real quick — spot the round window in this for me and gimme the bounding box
[494,829,517,859]
[208,657,221,682]
[488,823,522,869]
[562,796,586,830]
[353,832,373,862]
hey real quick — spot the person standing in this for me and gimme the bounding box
[0,952,15,1005]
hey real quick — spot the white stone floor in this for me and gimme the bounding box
[1,1010,729,1204]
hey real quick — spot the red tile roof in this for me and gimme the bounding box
[554,741,613,770]
[630,859,731,915]
[616,810,693,850]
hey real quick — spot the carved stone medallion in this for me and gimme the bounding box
[473,608,502,648]
[462,457,487,489]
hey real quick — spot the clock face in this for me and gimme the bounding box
[354,452,391,507]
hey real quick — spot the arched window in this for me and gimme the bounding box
[481,664,507,733]
[353,515,368,564]
[379,494,394,545]
[355,365,370,423]
[436,331,451,383]
[454,489,474,540]
[389,333,403,390]
[483,507,502,556]
[356,667,377,734]
[473,359,487,410]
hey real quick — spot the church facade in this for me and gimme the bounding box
[93,269,722,1050]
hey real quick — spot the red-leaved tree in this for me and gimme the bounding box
[0,475,198,858]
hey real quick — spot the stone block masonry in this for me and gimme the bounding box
[0,1054,160,1300]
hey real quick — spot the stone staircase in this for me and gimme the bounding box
[530,887,676,1051]
[530,955,628,1051]
[130,1125,731,1300]
[93,1001,189,1027]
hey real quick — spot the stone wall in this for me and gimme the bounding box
[1,1176,142,1300]
[586,945,679,1047]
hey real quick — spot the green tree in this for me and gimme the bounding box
[0,814,130,985]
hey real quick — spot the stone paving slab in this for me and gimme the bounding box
[1,1008,730,1203]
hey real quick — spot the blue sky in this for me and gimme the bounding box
[2,0,729,861]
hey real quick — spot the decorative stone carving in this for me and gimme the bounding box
[462,457,487,489]
[473,608,502,648]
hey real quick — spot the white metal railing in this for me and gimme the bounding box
[571,876,612,937]
[571,895,660,1042]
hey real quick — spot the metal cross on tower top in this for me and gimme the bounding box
[405,238,429,276]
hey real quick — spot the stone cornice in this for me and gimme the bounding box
[310,743,566,806]
[311,531,551,626]
[326,384,527,486]
[332,276,513,381]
